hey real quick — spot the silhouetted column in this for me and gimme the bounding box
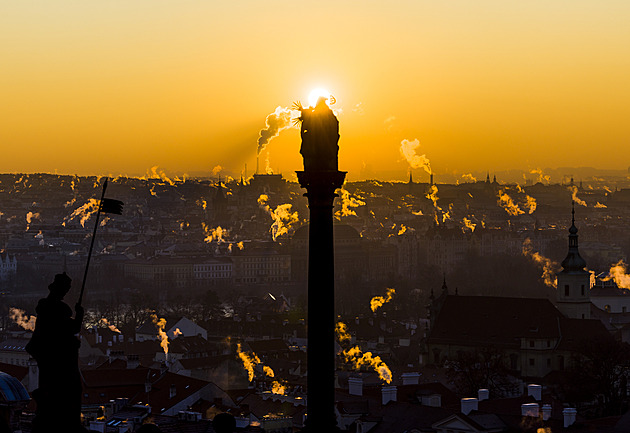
[296,95,345,432]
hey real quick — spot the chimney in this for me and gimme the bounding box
[461,398,478,415]
[478,389,489,401]
[89,421,106,433]
[401,372,420,386]
[563,408,577,427]
[169,384,176,399]
[542,404,552,421]
[381,385,397,405]
[527,384,542,401]
[348,377,363,396]
[521,403,539,417]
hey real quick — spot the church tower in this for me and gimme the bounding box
[556,203,591,319]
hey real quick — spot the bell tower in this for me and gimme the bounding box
[556,203,591,319]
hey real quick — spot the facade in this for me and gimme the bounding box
[0,252,16,281]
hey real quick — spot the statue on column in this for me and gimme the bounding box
[297,96,339,171]
[26,272,86,432]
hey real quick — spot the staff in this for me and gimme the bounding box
[77,177,124,308]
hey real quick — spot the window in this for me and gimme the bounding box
[624,307,627,313]
[529,340,535,348]
[529,358,535,366]
[564,285,570,296]
[581,285,585,296]
[547,340,551,348]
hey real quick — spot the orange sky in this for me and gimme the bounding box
[1,1,629,180]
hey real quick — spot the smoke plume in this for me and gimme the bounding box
[569,186,587,207]
[336,188,366,217]
[9,308,36,331]
[63,198,100,228]
[522,239,560,288]
[497,190,525,216]
[151,314,169,355]
[400,139,432,174]
[100,318,121,333]
[257,106,298,155]
[336,321,392,383]
[257,194,299,241]
[603,260,630,289]
[370,288,396,312]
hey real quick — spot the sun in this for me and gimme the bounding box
[308,87,332,108]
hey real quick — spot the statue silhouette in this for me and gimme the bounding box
[299,96,339,171]
[26,272,86,432]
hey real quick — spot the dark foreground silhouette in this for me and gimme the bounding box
[26,272,86,433]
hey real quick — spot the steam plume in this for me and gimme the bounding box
[569,186,587,207]
[151,314,169,355]
[63,198,100,228]
[603,260,630,289]
[212,165,223,175]
[99,318,121,333]
[146,166,174,185]
[497,190,524,216]
[336,188,366,217]
[257,106,298,155]
[336,322,392,383]
[462,217,476,232]
[530,168,550,183]
[400,139,432,174]
[522,239,560,288]
[237,343,260,382]
[370,288,396,312]
[257,194,299,241]
[9,308,36,331]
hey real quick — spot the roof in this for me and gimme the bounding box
[0,371,30,403]
[429,295,563,347]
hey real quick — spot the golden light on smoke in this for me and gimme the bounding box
[594,202,607,208]
[397,224,408,236]
[237,241,244,250]
[64,198,100,228]
[524,195,537,214]
[144,166,174,185]
[151,314,169,355]
[263,366,274,377]
[497,190,524,216]
[335,322,352,344]
[25,211,40,231]
[462,217,476,232]
[257,194,299,241]
[203,223,227,244]
[173,328,183,338]
[400,139,432,174]
[212,165,223,175]
[522,239,560,288]
[196,199,208,211]
[530,168,551,184]
[271,381,286,395]
[237,343,261,382]
[9,308,36,331]
[336,188,366,217]
[603,260,630,289]
[370,288,396,312]
[100,318,121,333]
[335,321,393,383]
[461,173,477,183]
[569,185,587,207]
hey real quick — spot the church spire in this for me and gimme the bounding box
[561,201,586,273]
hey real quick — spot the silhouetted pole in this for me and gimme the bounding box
[296,96,345,432]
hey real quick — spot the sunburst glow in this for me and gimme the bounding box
[308,87,331,108]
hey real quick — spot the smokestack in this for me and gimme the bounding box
[430,173,434,185]
[401,372,420,386]
[521,403,539,417]
[563,408,577,427]
[381,385,397,405]
[348,377,363,396]
[542,404,552,421]
[527,384,542,401]
[256,155,259,175]
[461,398,478,415]
[478,389,489,401]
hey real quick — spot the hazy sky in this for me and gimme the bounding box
[1,1,629,180]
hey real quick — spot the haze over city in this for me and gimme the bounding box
[2,1,630,179]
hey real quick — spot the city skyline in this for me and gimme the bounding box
[2,1,630,178]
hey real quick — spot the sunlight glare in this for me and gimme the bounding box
[308,88,331,108]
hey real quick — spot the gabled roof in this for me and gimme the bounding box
[429,295,563,347]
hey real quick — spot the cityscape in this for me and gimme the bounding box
[2,1,630,432]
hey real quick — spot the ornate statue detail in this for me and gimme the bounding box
[295,96,339,171]
[26,272,86,432]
